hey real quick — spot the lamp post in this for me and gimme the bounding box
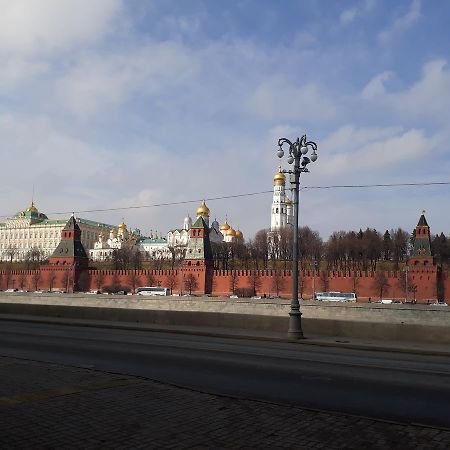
[404,265,409,303]
[312,259,319,301]
[277,135,318,339]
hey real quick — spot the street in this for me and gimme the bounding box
[0,319,449,428]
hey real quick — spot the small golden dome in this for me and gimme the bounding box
[235,229,243,238]
[226,228,236,237]
[220,220,230,231]
[196,200,210,217]
[285,197,293,206]
[118,222,127,229]
[26,202,38,213]
[274,169,285,186]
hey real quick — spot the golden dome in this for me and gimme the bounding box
[226,228,236,237]
[285,197,293,206]
[235,229,243,239]
[26,202,38,213]
[118,222,127,229]
[196,200,210,217]
[274,169,286,186]
[220,220,230,231]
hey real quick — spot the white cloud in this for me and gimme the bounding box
[316,125,440,178]
[56,42,197,117]
[378,0,421,44]
[361,59,450,122]
[340,8,359,26]
[340,0,375,25]
[361,71,393,100]
[246,77,336,121]
[0,57,49,91]
[0,0,122,55]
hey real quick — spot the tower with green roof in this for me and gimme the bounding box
[182,216,213,294]
[409,211,434,267]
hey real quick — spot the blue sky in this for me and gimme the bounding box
[1,0,449,239]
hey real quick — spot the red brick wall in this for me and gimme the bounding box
[0,266,441,302]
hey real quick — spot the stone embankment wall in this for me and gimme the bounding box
[1,293,449,344]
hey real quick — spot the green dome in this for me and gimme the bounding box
[15,202,48,220]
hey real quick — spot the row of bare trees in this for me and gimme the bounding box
[211,226,413,271]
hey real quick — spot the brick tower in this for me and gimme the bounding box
[409,211,434,267]
[407,211,438,302]
[181,216,213,294]
[42,215,89,292]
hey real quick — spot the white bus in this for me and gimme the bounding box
[315,292,356,302]
[136,287,170,296]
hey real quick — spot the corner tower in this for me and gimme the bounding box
[48,215,89,269]
[409,211,434,267]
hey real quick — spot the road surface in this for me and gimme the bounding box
[0,319,449,428]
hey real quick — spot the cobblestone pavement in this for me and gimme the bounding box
[0,356,449,449]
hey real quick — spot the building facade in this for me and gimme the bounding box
[0,202,116,262]
[167,200,244,251]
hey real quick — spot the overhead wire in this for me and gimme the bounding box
[1,181,449,219]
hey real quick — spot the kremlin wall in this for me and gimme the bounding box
[0,171,447,302]
[0,210,447,303]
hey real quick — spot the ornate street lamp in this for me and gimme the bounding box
[277,135,318,339]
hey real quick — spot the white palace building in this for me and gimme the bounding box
[0,202,116,262]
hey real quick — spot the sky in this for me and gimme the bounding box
[1,0,450,240]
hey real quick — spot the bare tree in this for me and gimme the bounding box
[373,271,390,299]
[146,272,156,286]
[25,247,45,269]
[47,271,57,292]
[248,271,262,297]
[127,271,140,293]
[229,271,239,295]
[319,271,329,292]
[32,271,41,291]
[4,267,12,290]
[271,270,285,297]
[95,272,106,291]
[111,247,134,270]
[351,272,360,297]
[409,283,418,302]
[18,273,26,291]
[184,273,198,295]
[165,272,178,295]
[5,246,17,264]
[62,270,71,292]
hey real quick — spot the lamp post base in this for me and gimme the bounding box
[288,310,305,339]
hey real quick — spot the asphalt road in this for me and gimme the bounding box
[1,320,449,428]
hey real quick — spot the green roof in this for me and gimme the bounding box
[141,238,167,244]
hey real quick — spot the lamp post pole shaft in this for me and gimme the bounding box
[288,155,304,339]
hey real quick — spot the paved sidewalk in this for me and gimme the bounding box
[0,356,449,449]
